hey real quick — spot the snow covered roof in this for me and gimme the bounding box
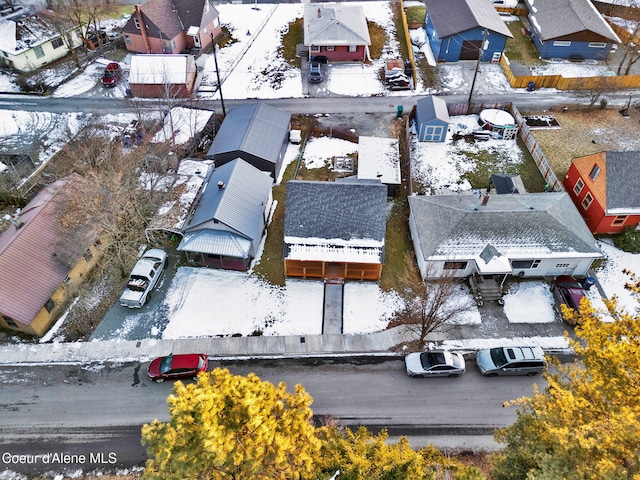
[147,159,212,232]
[408,192,603,260]
[0,11,66,54]
[128,54,195,85]
[424,0,512,39]
[303,3,371,47]
[283,180,386,262]
[525,0,620,43]
[183,158,273,242]
[206,102,291,166]
[152,107,214,146]
[357,136,401,185]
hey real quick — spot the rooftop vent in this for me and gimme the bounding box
[218,181,225,189]
[9,213,24,229]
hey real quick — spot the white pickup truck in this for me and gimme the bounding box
[119,249,168,308]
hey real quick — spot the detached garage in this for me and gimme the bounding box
[415,96,450,142]
[128,54,197,98]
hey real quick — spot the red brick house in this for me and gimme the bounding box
[563,151,640,234]
[122,0,221,54]
[303,3,371,62]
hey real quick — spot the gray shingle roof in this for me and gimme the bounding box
[408,193,601,259]
[284,180,387,242]
[304,3,371,46]
[605,151,640,212]
[184,158,273,242]
[207,102,291,166]
[526,0,620,42]
[425,0,512,39]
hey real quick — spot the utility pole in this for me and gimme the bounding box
[211,32,226,117]
[467,29,488,114]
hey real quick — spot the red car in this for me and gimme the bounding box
[101,62,122,88]
[147,353,208,382]
[552,275,587,320]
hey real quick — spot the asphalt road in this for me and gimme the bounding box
[0,357,548,475]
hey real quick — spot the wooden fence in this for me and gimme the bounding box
[499,54,640,90]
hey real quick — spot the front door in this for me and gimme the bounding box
[193,35,201,48]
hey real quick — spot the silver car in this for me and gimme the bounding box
[405,350,466,378]
[476,346,545,376]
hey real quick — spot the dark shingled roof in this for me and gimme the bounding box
[408,193,601,260]
[284,180,387,242]
[425,0,512,38]
[605,151,640,212]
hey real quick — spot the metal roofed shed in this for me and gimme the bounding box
[206,102,291,179]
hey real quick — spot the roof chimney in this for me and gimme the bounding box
[9,213,24,229]
[317,7,321,18]
[218,181,225,189]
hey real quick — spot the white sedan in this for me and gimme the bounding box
[405,351,466,378]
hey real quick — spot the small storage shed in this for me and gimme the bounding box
[415,96,450,142]
[356,136,401,197]
[128,54,197,98]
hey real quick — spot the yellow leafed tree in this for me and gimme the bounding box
[141,367,322,480]
[490,272,640,480]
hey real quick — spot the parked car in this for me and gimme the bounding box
[101,62,123,88]
[476,346,545,376]
[147,353,208,382]
[308,61,324,83]
[552,275,587,319]
[119,248,168,308]
[405,350,466,377]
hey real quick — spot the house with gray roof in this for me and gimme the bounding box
[283,179,387,281]
[177,158,273,271]
[303,3,371,62]
[0,174,102,337]
[121,0,221,55]
[415,96,450,142]
[206,102,291,180]
[408,193,602,280]
[564,151,640,234]
[424,0,512,62]
[524,0,620,60]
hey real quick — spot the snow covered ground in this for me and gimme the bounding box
[0,3,637,348]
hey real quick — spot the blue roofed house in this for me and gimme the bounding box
[524,0,620,60]
[177,158,273,270]
[206,102,291,180]
[424,0,512,63]
[415,96,450,142]
[408,193,602,281]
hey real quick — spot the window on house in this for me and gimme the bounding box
[34,46,45,59]
[124,34,131,44]
[589,42,606,48]
[612,215,628,226]
[326,45,335,51]
[51,37,64,49]
[553,41,571,47]
[582,193,593,210]
[573,178,584,195]
[511,259,540,269]
[63,275,71,285]
[3,316,18,328]
[44,299,55,313]
[310,45,320,52]
[555,263,570,268]
[348,45,357,52]
[443,261,468,270]
[134,17,140,29]
[589,164,600,180]
[84,249,93,262]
